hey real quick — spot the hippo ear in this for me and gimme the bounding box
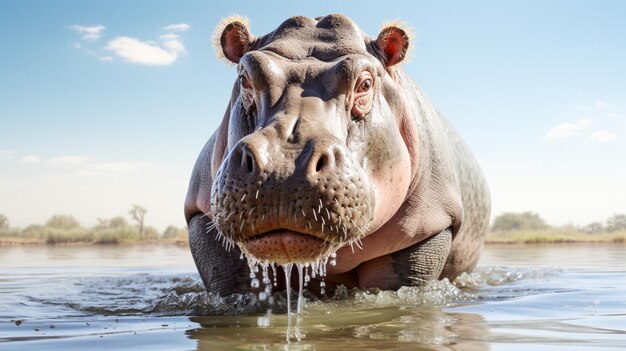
[213,15,253,64]
[375,22,412,67]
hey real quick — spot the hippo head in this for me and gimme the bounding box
[188,14,415,266]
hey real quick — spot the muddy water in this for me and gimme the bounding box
[1,244,625,350]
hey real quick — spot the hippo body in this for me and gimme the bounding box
[185,14,490,296]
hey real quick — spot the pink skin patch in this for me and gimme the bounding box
[242,230,331,265]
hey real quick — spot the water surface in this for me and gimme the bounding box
[1,244,625,350]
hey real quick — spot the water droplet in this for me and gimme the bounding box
[262,265,271,284]
[271,263,278,287]
[282,263,293,316]
[296,264,305,315]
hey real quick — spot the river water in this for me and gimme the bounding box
[1,244,625,350]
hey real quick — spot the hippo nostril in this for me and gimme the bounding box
[241,148,256,174]
[310,148,336,175]
[315,155,326,172]
[245,154,254,173]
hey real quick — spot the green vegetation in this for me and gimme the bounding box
[0,207,188,245]
[490,212,549,231]
[487,228,626,244]
[0,214,9,230]
[2,210,625,245]
[487,212,626,244]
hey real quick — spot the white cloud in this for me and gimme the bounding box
[105,35,186,66]
[163,23,190,32]
[546,122,579,139]
[161,34,187,55]
[546,118,593,139]
[18,155,41,164]
[0,150,17,160]
[71,25,105,40]
[49,155,91,165]
[159,33,178,41]
[73,24,189,66]
[590,130,617,143]
[594,101,608,109]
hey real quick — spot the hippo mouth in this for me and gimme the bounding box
[240,229,337,265]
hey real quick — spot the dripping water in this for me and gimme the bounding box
[282,263,293,315]
[241,249,339,315]
[296,264,304,314]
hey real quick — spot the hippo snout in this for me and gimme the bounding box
[210,130,375,264]
[233,134,342,178]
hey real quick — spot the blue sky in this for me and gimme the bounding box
[1,1,625,230]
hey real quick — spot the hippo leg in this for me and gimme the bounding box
[395,229,453,287]
[188,215,251,296]
[356,229,452,290]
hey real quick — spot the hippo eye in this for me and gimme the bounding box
[238,73,255,112]
[239,75,252,90]
[356,79,372,93]
[352,72,374,118]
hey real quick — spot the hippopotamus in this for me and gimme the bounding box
[184,14,490,296]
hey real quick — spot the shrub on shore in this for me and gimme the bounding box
[485,212,626,244]
[0,213,188,245]
[486,229,626,244]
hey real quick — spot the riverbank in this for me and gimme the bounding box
[0,228,188,246]
[2,230,626,245]
[486,229,626,244]
[0,223,189,246]
[0,237,189,246]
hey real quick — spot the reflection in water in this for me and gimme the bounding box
[187,307,490,350]
[0,244,625,350]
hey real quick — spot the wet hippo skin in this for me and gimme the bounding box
[184,14,491,296]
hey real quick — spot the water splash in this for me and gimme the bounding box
[30,265,560,319]
[237,247,339,316]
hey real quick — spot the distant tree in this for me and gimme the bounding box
[45,214,80,230]
[163,225,188,238]
[109,216,128,228]
[23,224,43,235]
[163,225,179,238]
[22,224,44,239]
[128,205,147,239]
[95,216,129,229]
[142,226,159,241]
[581,222,605,234]
[606,213,626,232]
[0,214,8,230]
[491,212,550,231]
